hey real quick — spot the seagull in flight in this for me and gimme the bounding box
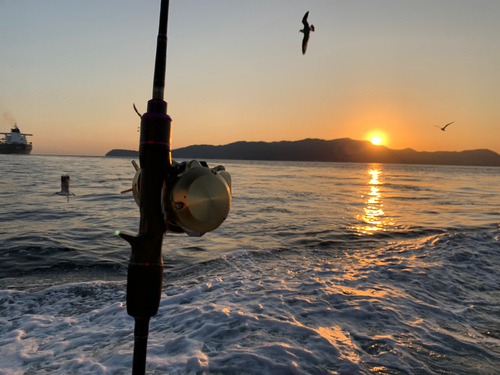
[300,11,315,55]
[435,121,454,131]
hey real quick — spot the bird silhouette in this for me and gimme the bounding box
[54,175,76,202]
[434,121,454,131]
[299,11,315,55]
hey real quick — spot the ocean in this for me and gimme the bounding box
[0,155,499,374]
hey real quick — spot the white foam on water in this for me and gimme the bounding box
[1,230,500,374]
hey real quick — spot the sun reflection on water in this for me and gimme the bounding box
[354,168,394,234]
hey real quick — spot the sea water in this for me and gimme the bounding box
[0,155,499,374]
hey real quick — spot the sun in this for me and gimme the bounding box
[366,131,387,146]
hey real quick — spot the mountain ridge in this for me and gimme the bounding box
[105,138,500,167]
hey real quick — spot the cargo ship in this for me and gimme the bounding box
[0,124,33,154]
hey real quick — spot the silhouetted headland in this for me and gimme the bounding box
[106,149,139,158]
[106,138,500,167]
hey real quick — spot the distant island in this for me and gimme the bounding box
[105,149,139,158]
[105,138,500,167]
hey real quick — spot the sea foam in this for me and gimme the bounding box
[1,230,499,374]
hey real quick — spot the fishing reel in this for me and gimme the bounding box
[123,159,231,237]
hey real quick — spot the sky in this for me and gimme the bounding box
[1,0,499,156]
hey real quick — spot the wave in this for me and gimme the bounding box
[1,228,499,374]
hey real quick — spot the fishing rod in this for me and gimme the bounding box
[119,1,232,373]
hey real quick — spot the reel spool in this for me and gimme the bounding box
[122,159,231,237]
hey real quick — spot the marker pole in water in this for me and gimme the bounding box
[119,1,171,374]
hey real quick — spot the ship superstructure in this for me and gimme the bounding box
[0,124,33,154]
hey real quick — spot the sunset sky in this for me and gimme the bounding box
[1,0,499,156]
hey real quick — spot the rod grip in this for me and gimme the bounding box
[127,263,164,318]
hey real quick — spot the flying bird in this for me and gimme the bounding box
[54,175,76,202]
[435,121,455,131]
[299,11,315,55]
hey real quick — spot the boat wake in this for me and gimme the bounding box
[1,229,499,374]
